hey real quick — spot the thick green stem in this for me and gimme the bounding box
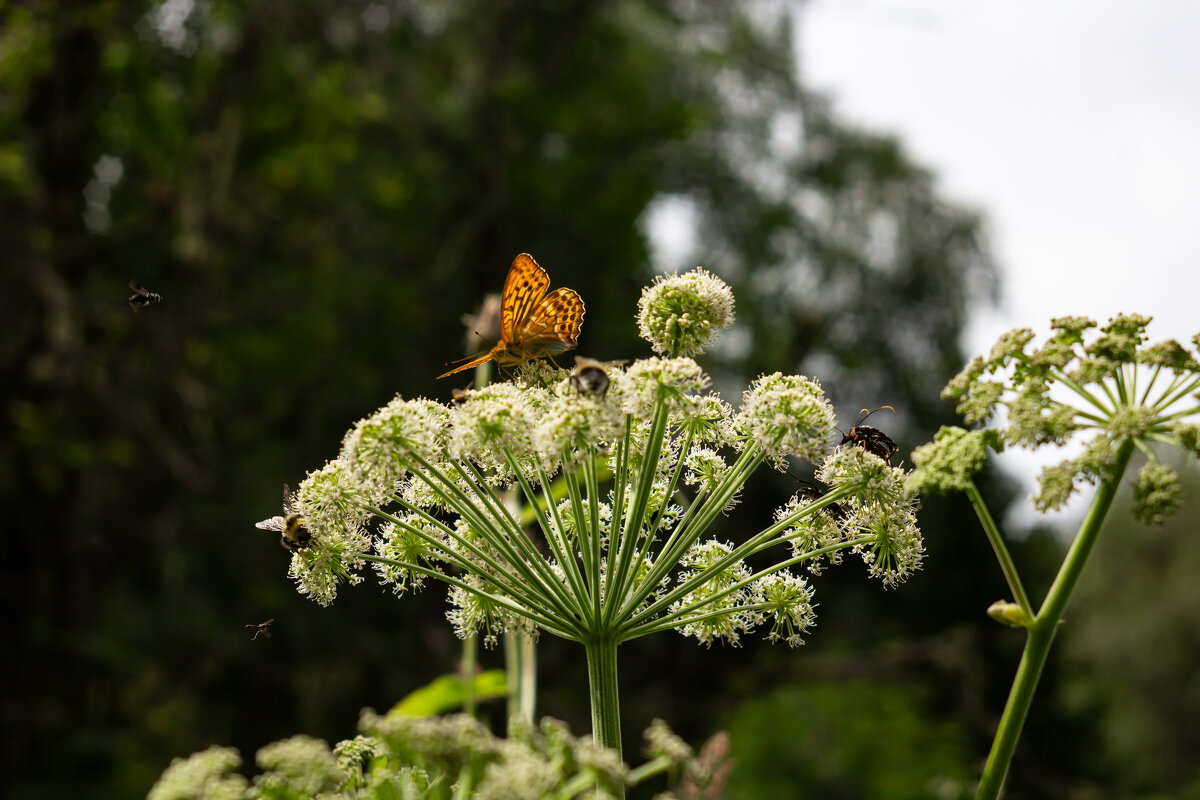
[584,635,624,765]
[505,631,537,728]
[462,634,477,716]
[975,437,1134,800]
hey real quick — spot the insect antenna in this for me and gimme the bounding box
[855,405,895,426]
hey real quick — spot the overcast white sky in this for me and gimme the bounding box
[799,0,1200,522]
[801,0,1200,356]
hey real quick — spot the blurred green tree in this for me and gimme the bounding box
[1,2,1002,798]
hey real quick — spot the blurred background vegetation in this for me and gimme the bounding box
[3,1,1197,798]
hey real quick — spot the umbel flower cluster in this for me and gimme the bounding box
[909,315,1200,523]
[265,269,923,651]
[148,713,717,800]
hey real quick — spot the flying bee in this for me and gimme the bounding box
[255,485,313,552]
[568,356,626,399]
[838,406,899,465]
[246,619,274,640]
[128,280,163,313]
[450,387,471,405]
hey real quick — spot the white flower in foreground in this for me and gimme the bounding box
[637,267,735,357]
[736,372,836,466]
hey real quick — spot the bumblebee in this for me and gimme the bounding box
[128,280,163,313]
[246,619,274,640]
[255,485,313,552]
[839,406,899,465]
[568,356,625,399]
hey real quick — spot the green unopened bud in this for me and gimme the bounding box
[987,600,1033,628]
[906,426,1002,495]
[1132,462,1181,525]
[1138,339,1200,371]
[987,328,1035,366]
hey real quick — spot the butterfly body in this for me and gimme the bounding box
[440,254,585,379]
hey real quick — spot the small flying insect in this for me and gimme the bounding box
[128,280,162,313]
[450,387,471,405]
[246,619,274,640]
[255,485,313,552]
[838,406,899,465]
[568,356,626,399]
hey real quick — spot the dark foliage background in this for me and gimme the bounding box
[4,2,1195,798]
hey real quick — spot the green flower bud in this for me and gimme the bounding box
[1132,462,1181,525]
[1138,339,1200,371]
[906,426,1002,495]
[987,600,1033,628]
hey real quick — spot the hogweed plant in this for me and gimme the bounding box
[147,713,720,800]
[263,267,923,796]
[907,315,1200,799]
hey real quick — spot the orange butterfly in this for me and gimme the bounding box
[439,254,585,379]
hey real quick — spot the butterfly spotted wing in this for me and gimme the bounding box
[513,286,585,356]
[438,253,584,378]
[500,253,551,343]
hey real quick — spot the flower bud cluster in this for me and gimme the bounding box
[937,314,1200,523]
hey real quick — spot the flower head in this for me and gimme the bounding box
[623,357,710,415]
[774,492,846,573]
[637,267,735,357]
[817,445,906,509]
[446,575,534,647]
[533,387,625,460]
[1132,462,1182,525]
[670,540,762,647]
[340,397,448,499]
[736,372,836,466]
[254,735,344,796]
[753,570,816,647]
[906,426,1003,495]
[147,746,248,800]
[448,382,550,478]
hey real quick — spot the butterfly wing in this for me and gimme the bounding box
[500,254,550,343]
[515,287,586,355]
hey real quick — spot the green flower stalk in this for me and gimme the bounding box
[262,267,924,791]
[908,314,1200,800]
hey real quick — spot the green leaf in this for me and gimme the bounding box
[387,670,508,717]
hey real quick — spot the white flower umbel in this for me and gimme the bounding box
[736,372,837,467]
[637,267,735,357]
[264,271,923,766]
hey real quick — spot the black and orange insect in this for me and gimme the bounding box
[790,475,848,522]
[439,254,585,378]
[839,406,899,465]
